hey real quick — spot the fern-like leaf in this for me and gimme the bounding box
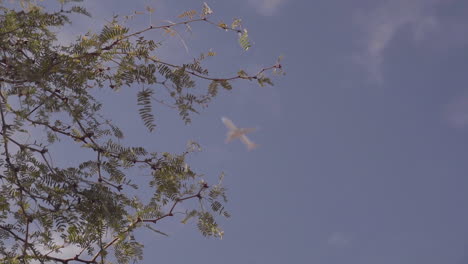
[178,10,197,19]
[201,2,213,18]
[238,29,251,51]
[137,89,156,132]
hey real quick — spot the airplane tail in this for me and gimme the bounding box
[240,135,258,151]
[246,142,259,151]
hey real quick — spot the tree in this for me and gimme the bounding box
[0,0,282,263]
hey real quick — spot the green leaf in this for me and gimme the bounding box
[219,80,232,90]
[238,29,251,51]
[181,210,198,224]
[201,2,213,17]
[137,89,156,132]
[208,81,219,96]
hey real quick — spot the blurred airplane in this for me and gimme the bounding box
[221,117,258,151]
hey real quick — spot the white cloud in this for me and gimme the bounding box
[327,232,351,247]
[353,0,440,83]
[248,0,286,16]
[31,230,118,264]
[32,232,82,264]
[444,94,468,128]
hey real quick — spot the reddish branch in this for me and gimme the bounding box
[88,184,208,262]
[0,12,275,264]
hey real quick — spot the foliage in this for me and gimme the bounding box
[0,1,283,263]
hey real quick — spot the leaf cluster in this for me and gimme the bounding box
[0,1,281,263]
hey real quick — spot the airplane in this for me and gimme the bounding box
[221,117,258,151]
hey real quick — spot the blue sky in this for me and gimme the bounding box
[48,0,468,263]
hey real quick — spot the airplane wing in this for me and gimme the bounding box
[240,127,256,134]
[240,134,258,151]
[221,117,237,130]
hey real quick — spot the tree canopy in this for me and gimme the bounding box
[0,1,282,263]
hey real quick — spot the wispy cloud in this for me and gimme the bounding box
[444,94,468,128]
[327,232,351,247]
[248,0,286,16]
[32,232,82,263]
[353,0,440,83]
